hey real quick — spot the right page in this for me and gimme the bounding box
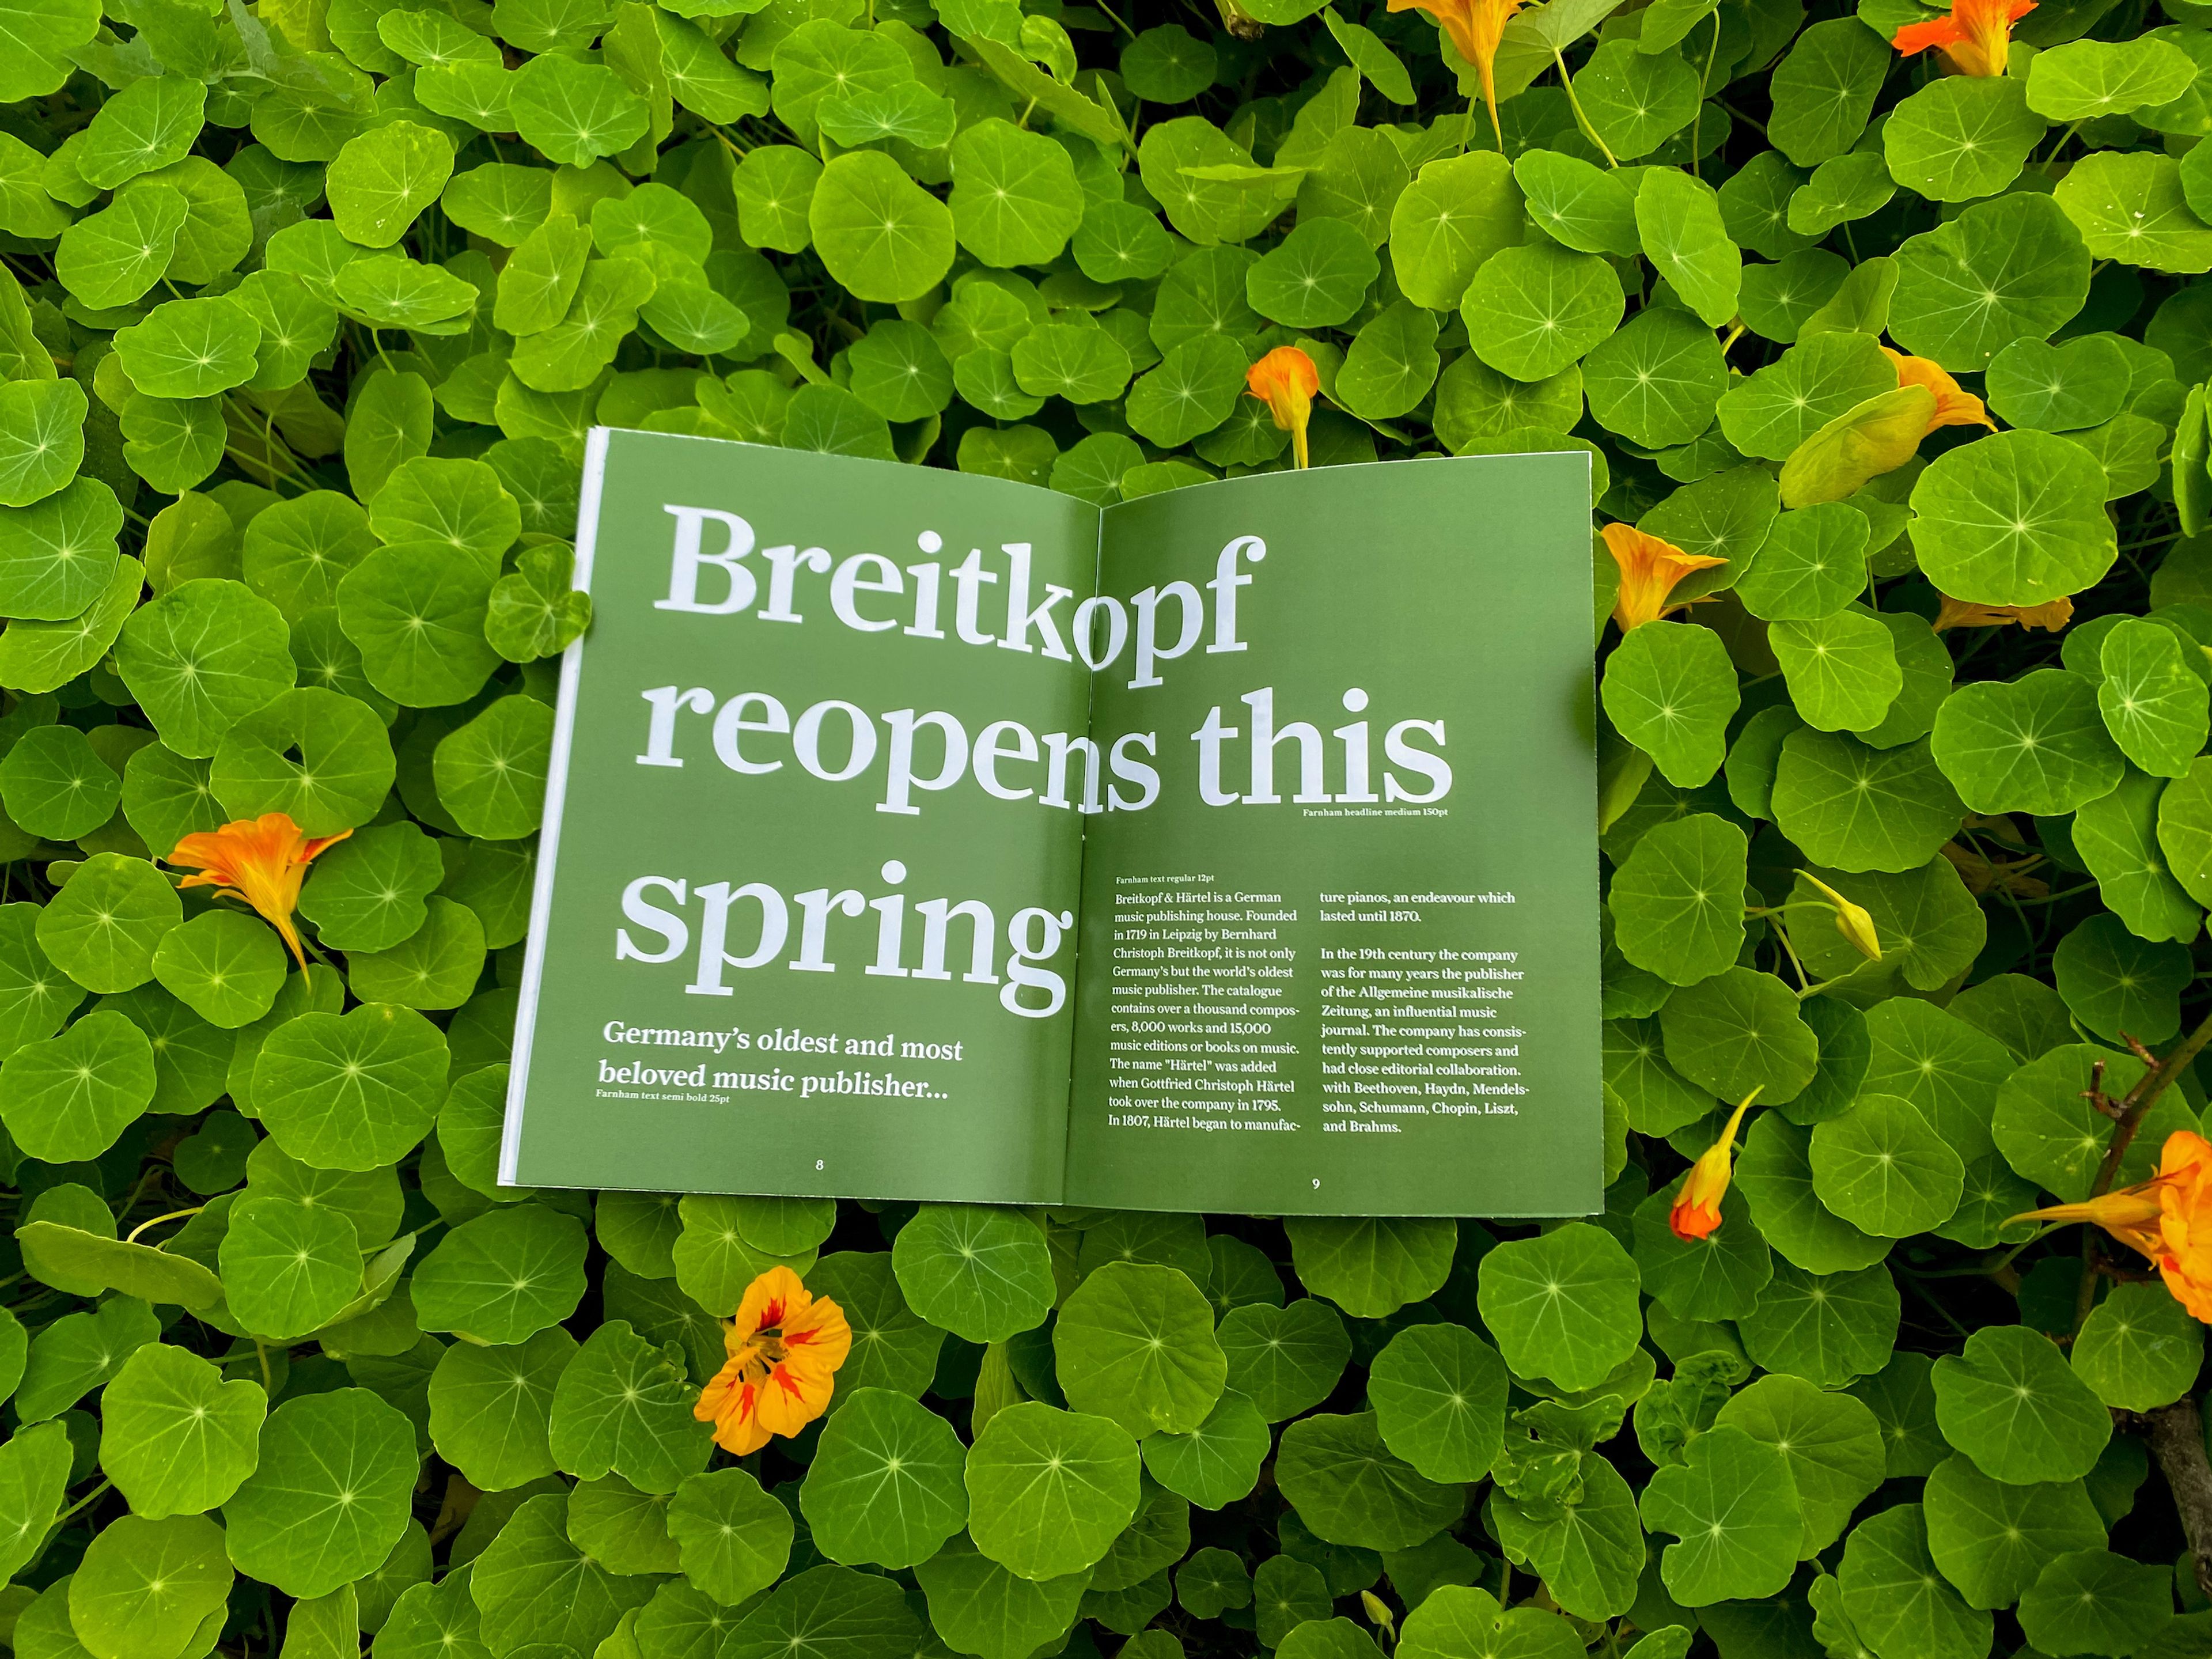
[1065,454,1601,1217]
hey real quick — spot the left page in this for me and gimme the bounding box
[502,431,1099,1203]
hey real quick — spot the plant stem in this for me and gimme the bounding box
[2070,1004,2212,1332]
[2141,1399,2212,1599]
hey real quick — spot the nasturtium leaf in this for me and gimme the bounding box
[328,122,454,248]
[892,1205,1055,1344]
[1933,1324,2112,1486]
[801,1388,965,1569]
[471,1491,658,1656]
[0,378,84,510]
[723,1563,921,1659]
[1839,1504,1993,1659]
[1769,610,1902,734]
[1637,169,1740,329]
[964,1402,1140,1581]
[508,54,649,167]
[1247,218,1379,331]
[1660,965,1819,1105]
[1141,1391,1270,1512]
[0,721,118,840]
[112,299,262,403]
[55,187,186,310]
[2052,911,2191,1042]
[213,687,396,837]
[113,579,296,760]
[1366,1323,1506,1484]
[1640,1425,1801,1605]
[0,554,143,695]
[1771,728,1965,872]
[0,1418,69,1581]
[2029,36,2199,120]
[1583,307,1728,448]
[1216,1298,1349,1423]
[1891,192,2091,371]
[1737,1260,1899,1387]
[2095,617,2208,778]
[1924,1452,2105,1609]
[1461,241,1622,382]
[1052,1262,1224,1437]
[433,696,554,842]
[548,1319,713,1496]
[1476,1222,1641,1390]
[948,120,1082,270]
[1885,75,2046,203]
[349,896,484,1011]
[914,1531,1088,1659]
[1987,335,2131,433]
[2073,1281,2203,1412]
[809,150,956,305]
[1281,1216,1453,1318]
[1718,332,1899,461]
[1809,1094,1964,1237]
[807,1251,944,1401]
[1608,812,1747,986]
[1993,1043,2194,1201]
[68,1513,232,1659]
[336,543,501,708]
[1574,41,1701,161]
[224,1388,416,1597]
[2018,1549,2174,1657]
[1602,622,1738,788]
[1274,1411,1463,1552]
[415,1203,589,1344]
[0,1007,154,1161]
[298,820,442,953]
[255,1003,446,1169]
[2056,151,2212,274]
[1633,1183,1772,1321]
[428,1327,577,1493]
[0,476,122,623]
[150,911,286,1031]
[1386,150,1523,309]
[219,1192,362,1342]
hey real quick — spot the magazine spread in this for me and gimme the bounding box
[500,430,1600,1215]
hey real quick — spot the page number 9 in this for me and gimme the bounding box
[1312,1178,1321,1189]
[816,1160,825,1171]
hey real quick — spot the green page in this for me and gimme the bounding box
[502,429,1599,1215]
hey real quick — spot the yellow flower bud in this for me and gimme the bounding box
[1359,1591,1396,1640]
[1801,873,1881,963]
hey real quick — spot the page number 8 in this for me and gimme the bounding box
[816,1160,825,1171]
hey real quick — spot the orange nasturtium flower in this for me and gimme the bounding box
[1601,524,1728,632]
[1669,1090,1762,1243]
[2010,1130,2212,1323]
[1246,346,1321,470]
[1933,593,2075,633]
[165,813,351,975]
[1883,348,1995,436]
[1891,0,2036,77]
[1389,0,1531,148]
[695,1265,852,1455]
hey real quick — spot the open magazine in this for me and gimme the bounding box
[500,432,1600,1217]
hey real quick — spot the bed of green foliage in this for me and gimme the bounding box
[4,0,2212,1657]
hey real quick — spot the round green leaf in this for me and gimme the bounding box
[67,1514,231,1659]
[800,1388,966,1570]
[1639,1424,1802,1605]
[0,1007,154,1162]
[891,1205,1055,1345]
[1366,1322,1507,1484]
[222,1387,417,1598]
[1932,1324,2112,1486]
[1274,1411,1464,1552]
[414,1202,589,1343]
[1476,1221,1642,1390]
[1052,1262,1225,1437]
[964,1402,1140,1582]
[150,910,286,1029]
